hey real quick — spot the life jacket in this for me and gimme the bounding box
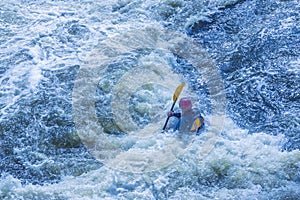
[177,109,204,133]
[190,115,205,133]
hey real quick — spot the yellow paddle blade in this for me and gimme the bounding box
[173,82,185,102]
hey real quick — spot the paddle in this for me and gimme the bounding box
[162,82,185,131]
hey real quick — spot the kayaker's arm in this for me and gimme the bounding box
[167,111,181,118]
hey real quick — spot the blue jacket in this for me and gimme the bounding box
[171,109,204,133]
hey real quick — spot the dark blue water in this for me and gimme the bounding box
[188,0,300,150]
[0,0,299,199]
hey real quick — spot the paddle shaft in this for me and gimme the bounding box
[162,82,185,131]
[162,101,176,130]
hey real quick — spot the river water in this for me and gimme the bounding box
[0,0,299,199]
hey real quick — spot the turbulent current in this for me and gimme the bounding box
[0,0,299,199]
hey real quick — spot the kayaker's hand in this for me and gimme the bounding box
[167,111,174,117]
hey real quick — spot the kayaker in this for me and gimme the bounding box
[167,97,204,134]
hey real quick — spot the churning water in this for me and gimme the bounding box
[0,0,299,199]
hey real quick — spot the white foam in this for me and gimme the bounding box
[1,118,299,199]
